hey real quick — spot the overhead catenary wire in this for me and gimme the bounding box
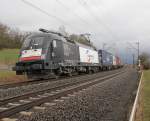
[78,0,104,27]
[55,0,106,35]
[55,0,107,38]
[92,0,121,41]
[21,0,121,47]
[78,0,120,54]
[76,0,106,33]
[127,42,138,51]
[78,0,120,41]
[55,0,90,25]
[85,0,120,41]
[21,0,83,32]
[22,0,107,43]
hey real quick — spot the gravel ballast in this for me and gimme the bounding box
[0,68,124,100]
[18,68,139,121]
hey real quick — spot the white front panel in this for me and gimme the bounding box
[79,46,99,63]
[113,56,117,65]
[21,49,42,58]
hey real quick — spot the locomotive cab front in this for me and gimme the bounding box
[20,36,46,61]
[14,29,82,79]
[14,33,60,79]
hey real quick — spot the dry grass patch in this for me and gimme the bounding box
[0,49,19,65]
[0,70,27,85]
[143,70,150,121]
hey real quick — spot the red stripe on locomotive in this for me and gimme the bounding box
[20,56,41,61]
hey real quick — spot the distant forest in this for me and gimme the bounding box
[0,23,25,49]
[0,23,95,50]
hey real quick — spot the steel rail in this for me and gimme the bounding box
[0,68,124,89]
[0,69,125,106]
[0,71,125,119]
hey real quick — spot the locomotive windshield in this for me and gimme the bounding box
[22,36,44,50]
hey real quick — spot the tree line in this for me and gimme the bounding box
[0,23,26,49]
[0,23,94,50]
[140,53,150,69]
[2,23,149,69]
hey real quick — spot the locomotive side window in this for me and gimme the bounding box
[51,40,57,57]
[52,40,57,48]
[51,39,63,61]
[50,41,54,57]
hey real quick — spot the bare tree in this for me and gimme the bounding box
[0,22,23,49]
[140,53,150,69]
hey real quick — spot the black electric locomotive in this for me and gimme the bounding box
[14,29,101,79]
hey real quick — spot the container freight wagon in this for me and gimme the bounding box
[112,55,117,69]
[13,28,123,80]
[112,55,123,69]
[77,43,99,64]
[76,42,100,73]
[98,50,113,70]
[116,56,122,68]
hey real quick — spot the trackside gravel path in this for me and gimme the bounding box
[17,68,139,121]
[0,68,125,100]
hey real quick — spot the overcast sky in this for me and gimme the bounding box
[0,0,149,63]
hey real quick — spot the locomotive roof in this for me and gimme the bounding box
[28,32,67,42]
[28,32,96,48]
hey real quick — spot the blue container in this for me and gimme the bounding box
[98,50,113,66]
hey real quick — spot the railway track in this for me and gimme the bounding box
[0,68,125,90]
[0,70,125,120]
[0,76,68,89]
[0,68,122,89]
[0,68,127,103]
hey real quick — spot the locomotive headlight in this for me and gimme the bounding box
[41,54,46,60]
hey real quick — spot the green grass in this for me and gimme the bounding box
[0,70,16,78]
[0,70,26,84]
[0,49,19,65]
[143,70,150,121]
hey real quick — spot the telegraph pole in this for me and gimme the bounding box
[136,41,140,64]
[136,41,139,60]
[132,54,135,67]
[136,41,140,69]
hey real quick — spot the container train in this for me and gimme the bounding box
[14,29,123,79]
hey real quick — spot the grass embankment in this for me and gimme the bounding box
[0,70,26,85]
[143,70,150,121]
[0,49,27,84]
[0,49,19,65]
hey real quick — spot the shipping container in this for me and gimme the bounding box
[116,56,121,65]
[113,55,117,66]
[98,50,113,66]
[77,43,99,64]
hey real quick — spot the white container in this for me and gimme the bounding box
[113,56,117,65]
[79,46,99,64]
